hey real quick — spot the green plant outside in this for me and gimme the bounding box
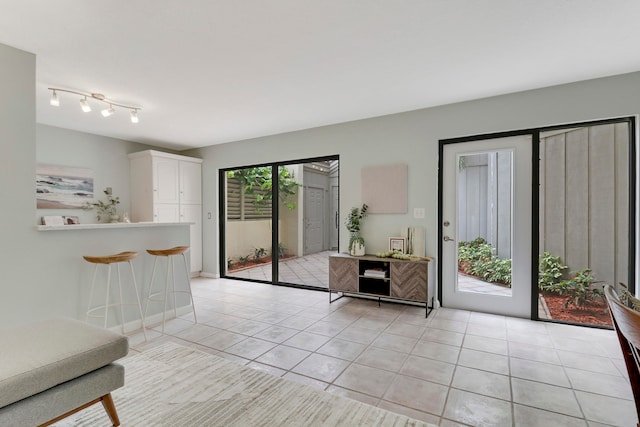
[538,252,567,291]
[458,241,602,308]
[458,238,512,286]
[227,166,300,212]
[254,247,267,260]
[544,268,602,308]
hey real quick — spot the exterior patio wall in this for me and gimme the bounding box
[226,219,278,260]
[226,215,301,261]
[540,123,629,287]
[458,152,512,259]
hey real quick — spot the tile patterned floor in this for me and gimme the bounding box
[128,277,637,426]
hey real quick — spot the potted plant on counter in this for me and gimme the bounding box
[346,203,368,256]
[84,188,121,222]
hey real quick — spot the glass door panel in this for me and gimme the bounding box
[277,160,339,289]
[457,151,513,297]
[221,157,339,290]
[538,122,632,327]
[224,165,274,282]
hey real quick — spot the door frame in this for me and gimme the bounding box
[438,130,536,317]
[438,116,636,321]
[219,155,339,290]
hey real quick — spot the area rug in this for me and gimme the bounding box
[54,342,435,426]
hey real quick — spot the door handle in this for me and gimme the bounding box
[443,236,454,242]
[335,212,338,228]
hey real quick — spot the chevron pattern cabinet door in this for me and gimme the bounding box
[390,262,427,302]
[329,256,358,292]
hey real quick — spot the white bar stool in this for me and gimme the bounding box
[143,246,197,333]
[83,251,147,340]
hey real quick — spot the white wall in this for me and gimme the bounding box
[0,43,37,326]
[189,72,640,278]
[0,42,191,327]
[36,124,156,224]
[3,39,640,325]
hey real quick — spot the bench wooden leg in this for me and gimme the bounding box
[101,393,121,426]
[39,393,120,427]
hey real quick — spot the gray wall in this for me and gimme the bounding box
[0,43,187,327]
[2,40,640,326]
[36,124,154,225]
[189,72,640,279]
[1,43,38,326]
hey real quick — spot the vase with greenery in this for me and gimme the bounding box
[346,204,368,256]
[84,188,121,222]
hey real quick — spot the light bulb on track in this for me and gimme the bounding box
[80,97,91,112]
[101,105,115,117]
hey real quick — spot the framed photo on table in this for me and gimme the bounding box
[388,237,406,253]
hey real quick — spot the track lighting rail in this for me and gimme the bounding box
[48,87,141,123]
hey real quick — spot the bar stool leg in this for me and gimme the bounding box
[128,260,147,341]
[143,256,159,326]
[104,265,112,329]
[86,264,99,322]
[162,256,171,334]
[116,263,125,334]
[181,252,197,324]
[170,255,177,320]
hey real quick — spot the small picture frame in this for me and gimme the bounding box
[41,215,65,226]
[63,216,80,225]
[389,237,406,253]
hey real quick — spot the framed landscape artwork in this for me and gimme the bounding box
[36,164,94,209]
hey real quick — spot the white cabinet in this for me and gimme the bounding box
[153,157,180,204]
[129,150,203,273]
[180,161,202,205]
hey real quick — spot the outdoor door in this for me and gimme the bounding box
[441,135,532,317]
[304,186,324,254]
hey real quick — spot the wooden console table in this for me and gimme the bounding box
[329,253,433,317]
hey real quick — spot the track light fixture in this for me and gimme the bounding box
[101,105,115,117]
[48,87,141,123]
[50,90,59,107]
[79,97,91,112]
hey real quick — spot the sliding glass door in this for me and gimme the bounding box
[220,156,339,289]
[224,165,274,282]
[537,119,635,327]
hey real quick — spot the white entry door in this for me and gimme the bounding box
[441,135,532,318]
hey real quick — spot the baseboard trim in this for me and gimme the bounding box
[199,272,220,279]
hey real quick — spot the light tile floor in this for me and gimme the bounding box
[128,277,637,427]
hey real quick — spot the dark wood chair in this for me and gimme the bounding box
[604,284,640,426]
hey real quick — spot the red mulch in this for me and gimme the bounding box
[540,291,612,327]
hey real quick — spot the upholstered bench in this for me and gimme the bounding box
[0,317,128,426]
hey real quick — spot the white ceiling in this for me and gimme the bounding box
[1,1,639,150]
